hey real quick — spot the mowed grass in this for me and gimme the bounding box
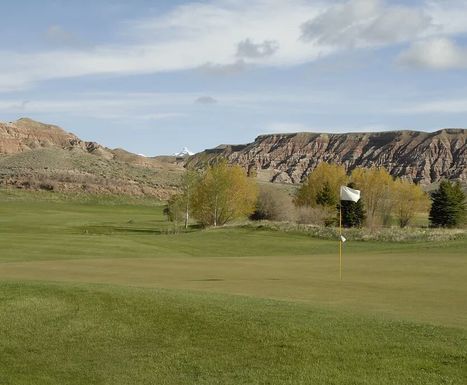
[0,189,466,384]
[1,281,466,385]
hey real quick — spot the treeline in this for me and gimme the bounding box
[166,161,466,229]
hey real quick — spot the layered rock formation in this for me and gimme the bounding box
[186,130,466,185]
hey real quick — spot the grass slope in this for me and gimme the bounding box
[0,147,183,196]
[1,282,466,385]
[0,189,466,384]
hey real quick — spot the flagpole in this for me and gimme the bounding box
[339,202,342,281]
[339,185,361,281]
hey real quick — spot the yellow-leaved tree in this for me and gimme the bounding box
[392,179,430,228]
[350,167,394,227]
[295,163,348,207]
[192,160,258,227]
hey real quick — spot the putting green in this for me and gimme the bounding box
[1,250,466,329]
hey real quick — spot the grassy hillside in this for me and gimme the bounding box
[0,147,183,197]
[0,189,466,384]
[0,118,185,198]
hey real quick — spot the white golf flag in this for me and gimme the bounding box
[340,235,346,243]
[340,186,360,202]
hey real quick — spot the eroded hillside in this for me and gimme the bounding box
[186,130,466,185]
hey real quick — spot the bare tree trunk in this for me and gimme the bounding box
[185,191,189,229]
[214,194,218,227]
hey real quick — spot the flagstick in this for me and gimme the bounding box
[339,203,342,281]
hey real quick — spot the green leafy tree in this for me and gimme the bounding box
[192,160,258,227]
[340,183,366,228]
[429,181,466,228]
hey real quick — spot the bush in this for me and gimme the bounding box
[250,185,295,221]
[295,206,334,226]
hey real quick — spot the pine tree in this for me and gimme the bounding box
[316,182,336,207]
[340,183,366,228]
[429,181,466,228]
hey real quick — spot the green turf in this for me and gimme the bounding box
[1,281,466,385]
[0,189,466,384]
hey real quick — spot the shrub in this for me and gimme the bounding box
[250,185,295,222]
[295,206,334,226]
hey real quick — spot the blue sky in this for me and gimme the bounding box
[0,0,466,155]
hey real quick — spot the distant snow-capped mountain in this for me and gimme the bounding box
[174,147,194,157]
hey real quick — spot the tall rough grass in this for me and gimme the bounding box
[245,221,466,242]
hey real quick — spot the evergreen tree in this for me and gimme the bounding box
[340,183,366,228]
[429,181,466,228]
[316,182,336,207]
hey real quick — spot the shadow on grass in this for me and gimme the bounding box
[74,224,202,236]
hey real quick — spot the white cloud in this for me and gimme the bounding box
[0,0,466,91]
[236,38,279,58]
[397,38,467,70]
[265,122,314,133]
[395,98,467,114]
[0,0,321,91]
[0,91,331,121]
[198,59,251,75]
[0,95,187,121]
[301,0,433,47]
[45,25,88,49]
[264,121,393,134]
[194,96,218,104]
[425,0,467,36]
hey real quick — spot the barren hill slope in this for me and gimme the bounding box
[0,118,183,198]
[186,130,466,185]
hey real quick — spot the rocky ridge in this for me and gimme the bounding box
[186,130,466,185]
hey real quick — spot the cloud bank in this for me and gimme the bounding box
[398,38,467,70]
[0,0,466,92]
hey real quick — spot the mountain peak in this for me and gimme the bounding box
[174,147,194,157]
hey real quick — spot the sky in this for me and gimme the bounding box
[0,0,466,156]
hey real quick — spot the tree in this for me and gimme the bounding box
[429,181,466,228]
[192,161,258,226]
[340,183,366,228]
[295,163,348,207]
[316,182,337,207]
[392,179,429,228]
[179,171,200,229]
[351,167,394,227]
[165,194,184,230]
[165,171,200,229]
